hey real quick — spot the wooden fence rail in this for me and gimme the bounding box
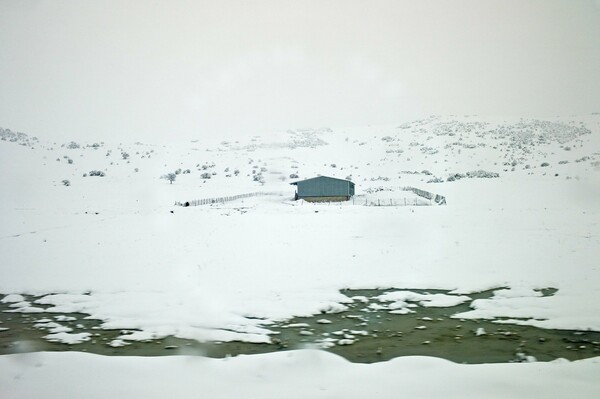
[175,191,279,207]
[358,197,426,207]
[401,186,447,205]
[175,187,446,207]
[300,194,443,207]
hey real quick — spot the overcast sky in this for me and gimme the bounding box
[1,0,599,142]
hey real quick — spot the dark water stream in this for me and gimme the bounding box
[1,288,599,364]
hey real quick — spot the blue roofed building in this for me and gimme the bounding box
[290,176,355,202]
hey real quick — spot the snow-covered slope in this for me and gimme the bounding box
[2,350,599,399]
[2,114,600,397]
[3,114,598,210]
[1,115,599,341]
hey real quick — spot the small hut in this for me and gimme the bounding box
[290,176,355,202]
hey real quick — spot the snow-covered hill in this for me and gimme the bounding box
[2,114,600,397]
[1,114,600,327]
[2,114,599,209]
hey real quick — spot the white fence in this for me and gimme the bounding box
[402,186,447,205]
[175,187,446,207]
[353,196,430,207]
[300,196,432,207]
[175,191,279,207]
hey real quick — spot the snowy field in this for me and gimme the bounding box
[1,351,599,399]
[1,114,600,397]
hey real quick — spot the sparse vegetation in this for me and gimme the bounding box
[447,170,499,182]
[162,173,176,184]
[253,173,265,184]
[89,170,106,177]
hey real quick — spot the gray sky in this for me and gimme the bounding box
[1,0,599,142]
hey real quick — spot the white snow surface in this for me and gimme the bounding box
[1,351,599,399]
[1,115,600,395]
[1,116,600,339]
[1,294,25,303]
[43,332,92,344]
[377,291,472,308]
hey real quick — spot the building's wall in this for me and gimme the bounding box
[302,196,350,202]
[296,177,352,198]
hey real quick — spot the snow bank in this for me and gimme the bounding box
[1,294,25,303]
[376,291,472,309]
[43,332,92,344]
[0,176,599,341]
[0,114,599,342]
[1,351,599,399]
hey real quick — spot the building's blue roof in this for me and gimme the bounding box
[289,175,354,186]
